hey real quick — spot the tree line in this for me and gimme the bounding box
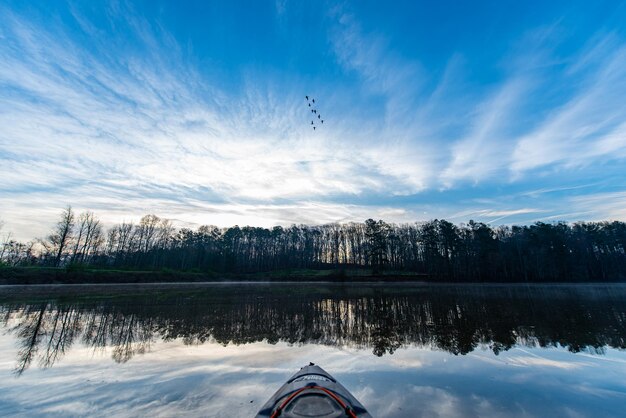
[1,206,626,281]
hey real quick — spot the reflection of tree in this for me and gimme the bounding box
[41,306,81,368]
[111,314,141,363]
[2,285,626,374]
[81,309,154,363]
[371,316,402,357]
[12,304,47,375]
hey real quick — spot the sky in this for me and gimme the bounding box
[1,0,626,241]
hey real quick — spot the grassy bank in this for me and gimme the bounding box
[0,266,429,285]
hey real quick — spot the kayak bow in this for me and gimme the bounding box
[256,363,372,418]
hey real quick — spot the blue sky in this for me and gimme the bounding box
[1,0,626,240]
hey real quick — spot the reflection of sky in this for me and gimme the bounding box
[1,335,625,418]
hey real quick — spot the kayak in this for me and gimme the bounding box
[255,363,372,418]
[256,363,373,418]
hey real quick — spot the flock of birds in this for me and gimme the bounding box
[305,95,323,130]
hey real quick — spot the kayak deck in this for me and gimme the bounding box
[256,363,372,418]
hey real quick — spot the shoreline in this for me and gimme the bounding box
[1,267,623,285]
[1,281,624,287]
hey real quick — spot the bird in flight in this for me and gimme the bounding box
[305,96,325,131]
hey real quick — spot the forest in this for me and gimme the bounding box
[1,206,625,282]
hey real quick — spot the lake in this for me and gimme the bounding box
[0,283,625,417]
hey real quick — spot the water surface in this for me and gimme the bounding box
[0,283,625,417]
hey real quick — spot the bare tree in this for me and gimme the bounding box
[0,219,8,262]
[105,222,135,265]
[155,218,174,249]
[71,211,103,264]
[136,214,160,253]
[48,206,75,267]
[1,240,36,266]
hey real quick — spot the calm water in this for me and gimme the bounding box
[0,283,625,417]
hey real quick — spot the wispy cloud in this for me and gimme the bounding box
[1,2,625,240]
[567,191,626,221]
[0,5,433,239]
[441,78,529,186]
[511,36,626,174]
[329,7,626,191]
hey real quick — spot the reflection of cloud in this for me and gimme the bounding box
[1,335,626,418]
[508,356,584,370]
[386,357,424,369]
[361,385,467,418]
